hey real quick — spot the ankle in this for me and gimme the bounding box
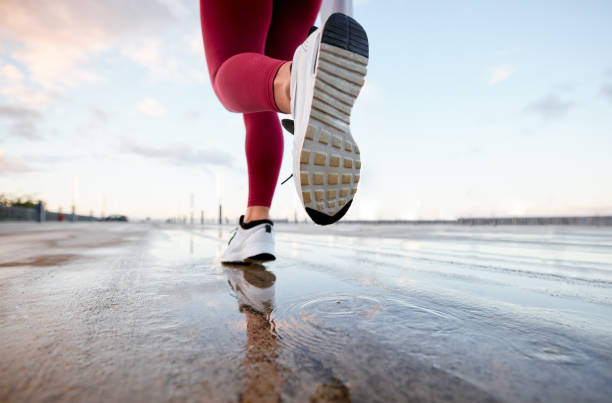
[245,206,270,223]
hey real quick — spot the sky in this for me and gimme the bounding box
[1,0,611,221]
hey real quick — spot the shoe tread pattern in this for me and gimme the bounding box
[321,13,369,58]
[299,13,368,225]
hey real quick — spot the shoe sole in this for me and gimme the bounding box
[298,13,368,225]
[222,253,276,265]
[245,253,276,263]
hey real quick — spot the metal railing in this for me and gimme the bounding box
[0,206,98,222]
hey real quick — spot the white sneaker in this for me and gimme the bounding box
[221,216,275,264]
[290,12,369,225]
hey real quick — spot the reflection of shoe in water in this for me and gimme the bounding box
[290,12,369,225]
[221,216,275,264]
[226,264,276,315]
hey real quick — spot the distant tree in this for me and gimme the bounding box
[0,194,43,208]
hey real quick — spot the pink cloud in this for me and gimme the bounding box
[0,0,175,89]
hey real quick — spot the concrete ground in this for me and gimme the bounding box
[1,222,611,402]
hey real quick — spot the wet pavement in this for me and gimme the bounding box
[1,222,611,402]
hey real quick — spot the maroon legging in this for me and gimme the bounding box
[200,0,322,207]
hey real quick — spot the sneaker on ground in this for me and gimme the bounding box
[290,12,369,225]
[221,216,276,264]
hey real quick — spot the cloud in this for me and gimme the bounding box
[524,94,574,119]
[600,84,612,103]
[1,84,51,107]
[122,39,185,82]
[157,0,191,19]
[136,97,166,116]
[76,106,109,134]
[488,65,514,85]
[123,30,206,83]
[0,0,203,97]
[0,63,51,107]
[0,64,23,81]
[126,40,161,66]
[123,142,234,169]
[0,0,181,97]
[0,104,42,139]
[0,149,36,174]
[90,107,109,123]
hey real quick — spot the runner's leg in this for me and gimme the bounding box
[200,0,280,219]
[199,0,321,219]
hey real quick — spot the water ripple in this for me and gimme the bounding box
[505,333,589,365]
[274,294,461,355]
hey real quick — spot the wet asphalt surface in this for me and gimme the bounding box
[1,222,611,402]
